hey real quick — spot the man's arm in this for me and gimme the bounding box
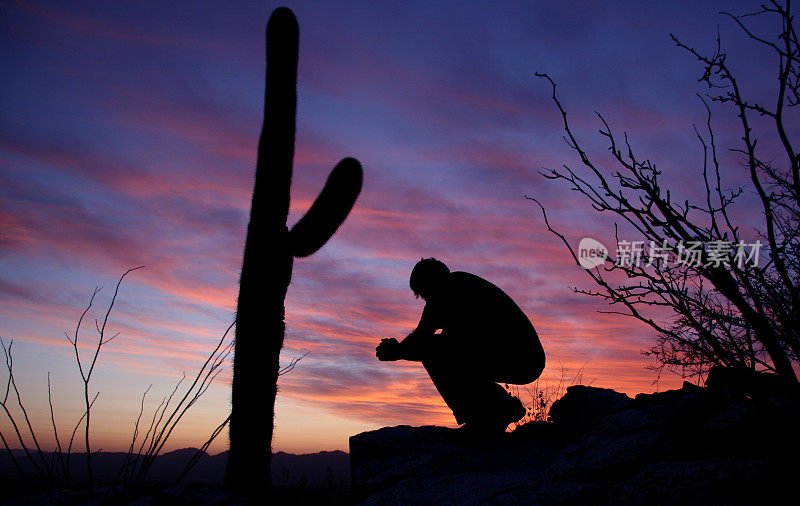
[376,303,438,361]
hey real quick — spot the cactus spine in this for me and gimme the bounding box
[226,7,363,495]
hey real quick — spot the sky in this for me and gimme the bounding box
[0,0,785,455]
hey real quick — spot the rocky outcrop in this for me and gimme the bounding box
[350,380,799,505]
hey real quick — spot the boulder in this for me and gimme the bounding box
[349,425,557,504]
[351,383,798,504]
[547,385,635,432]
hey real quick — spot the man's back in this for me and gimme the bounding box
[437,271,535,336]
[423,271,544,381]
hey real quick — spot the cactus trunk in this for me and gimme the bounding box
[226,7,298,496]
[226,7,362,497]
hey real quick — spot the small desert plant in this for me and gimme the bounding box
[505,361,590,429]
[0,268,244,489]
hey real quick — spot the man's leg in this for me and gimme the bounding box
[484,332,545,385]
[421,335,525,430]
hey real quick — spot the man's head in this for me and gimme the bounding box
[410,258,450,300]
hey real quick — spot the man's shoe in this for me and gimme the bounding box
[459,396,526,435]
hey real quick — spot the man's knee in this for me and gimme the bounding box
[495,363,544,385]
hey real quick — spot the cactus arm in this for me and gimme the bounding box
[289,157,363,257]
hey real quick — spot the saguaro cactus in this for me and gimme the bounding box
[226,7,363,494]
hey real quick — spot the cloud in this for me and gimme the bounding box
[2,0,756,453]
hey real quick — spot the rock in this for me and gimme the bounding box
[349,425,557,504]
[706,366,792,401]
[547,385,635,432]
[351,384,798,505]
[548,430,659,481]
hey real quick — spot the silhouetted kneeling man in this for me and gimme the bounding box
[377,258,545,432]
